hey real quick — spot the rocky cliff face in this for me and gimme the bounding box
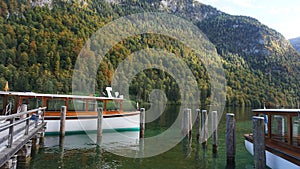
[290,37,300,53]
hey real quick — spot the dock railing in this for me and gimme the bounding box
[0,107,46,148]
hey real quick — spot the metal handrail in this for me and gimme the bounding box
[0,107,46,148]
[0,107,46,121]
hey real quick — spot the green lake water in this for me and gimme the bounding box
[27,106,255,169]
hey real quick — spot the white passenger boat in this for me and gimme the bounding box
[244,109,300,168]
[0,91,140,135]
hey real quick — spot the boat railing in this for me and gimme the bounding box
[0,107,46,148]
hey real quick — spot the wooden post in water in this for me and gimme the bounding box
[182,108,192,137]
[212,111,218,155]
[1,155,17,169]
[182,108,192,157]
[39,129,45,146]
[226,113,236,166]
[252,116,266,169]
[31,134,40,155]
[17,141,32,167]
[201,110,208,149]
[140,108,145,138]
[59,106,66,147]
[97,108,103,146]
[196,109,201,143]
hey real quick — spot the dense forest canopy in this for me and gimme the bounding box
[0,0,299,108]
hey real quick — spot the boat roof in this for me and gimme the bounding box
[252,109,300,113]
[0,91,124,101]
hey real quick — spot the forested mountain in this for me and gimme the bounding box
[0,0,299,108]
[290,37,300,53]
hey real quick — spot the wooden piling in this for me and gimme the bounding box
[60,106,66,137]
[17,141,32,167]
[140,108,145,138]
[1,155,17,169]
[196,109,201,143]
[97,108,103,146]
[39,129,45,146]
[226,113,236,165]
[59,106,66,147]
[212,111,218,155]
[182,108,192,137]
[201,110,208,149]
[31,135,38,155]
[252,116,266,169]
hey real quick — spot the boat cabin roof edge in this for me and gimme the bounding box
[0,91,124,101]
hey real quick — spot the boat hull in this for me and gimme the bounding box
[44,111,140,135]
[245,139,299,169]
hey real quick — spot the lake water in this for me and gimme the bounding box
[27,106,255,169]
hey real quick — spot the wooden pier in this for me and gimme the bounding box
[0,107,46,169]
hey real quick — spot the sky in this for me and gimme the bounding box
[197,0,300,39]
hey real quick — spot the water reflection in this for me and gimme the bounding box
[29,106,255,169]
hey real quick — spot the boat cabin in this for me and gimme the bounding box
[252,109,300,148]
[0,91,124,117]
[244,109,300,168]
[245,109,300,166]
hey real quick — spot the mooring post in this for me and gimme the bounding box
[97,107,103,146]
[253,116,266,169]
[182,108,192,137]
[196,109,201,143]
[201,110,208,149]
[226,113,236,166]
[212,111,218,156]
[39,108,45,146]
[59,106,66,147]
[1,155,17,169]
[12,155,17,169]
[140,108,145,138]
[39,129,45,146]
[31,134,39,155]
[181,108,192,157]
[17,141,32,167]
[60,106,66,137]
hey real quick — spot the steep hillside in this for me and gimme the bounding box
[0,0,299,107]
[290,37,300,53]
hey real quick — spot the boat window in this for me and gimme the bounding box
[292,116,300,147]
[22,98,42,110]
[106,100,119,111]
[122,100,136,111]
[7,96,16,114]
[97,100,103,109]
[258,114,268,134]
[68,99,86,111]
[271,115,287,143]
[88,100,97,111]
[46,99,66,111]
